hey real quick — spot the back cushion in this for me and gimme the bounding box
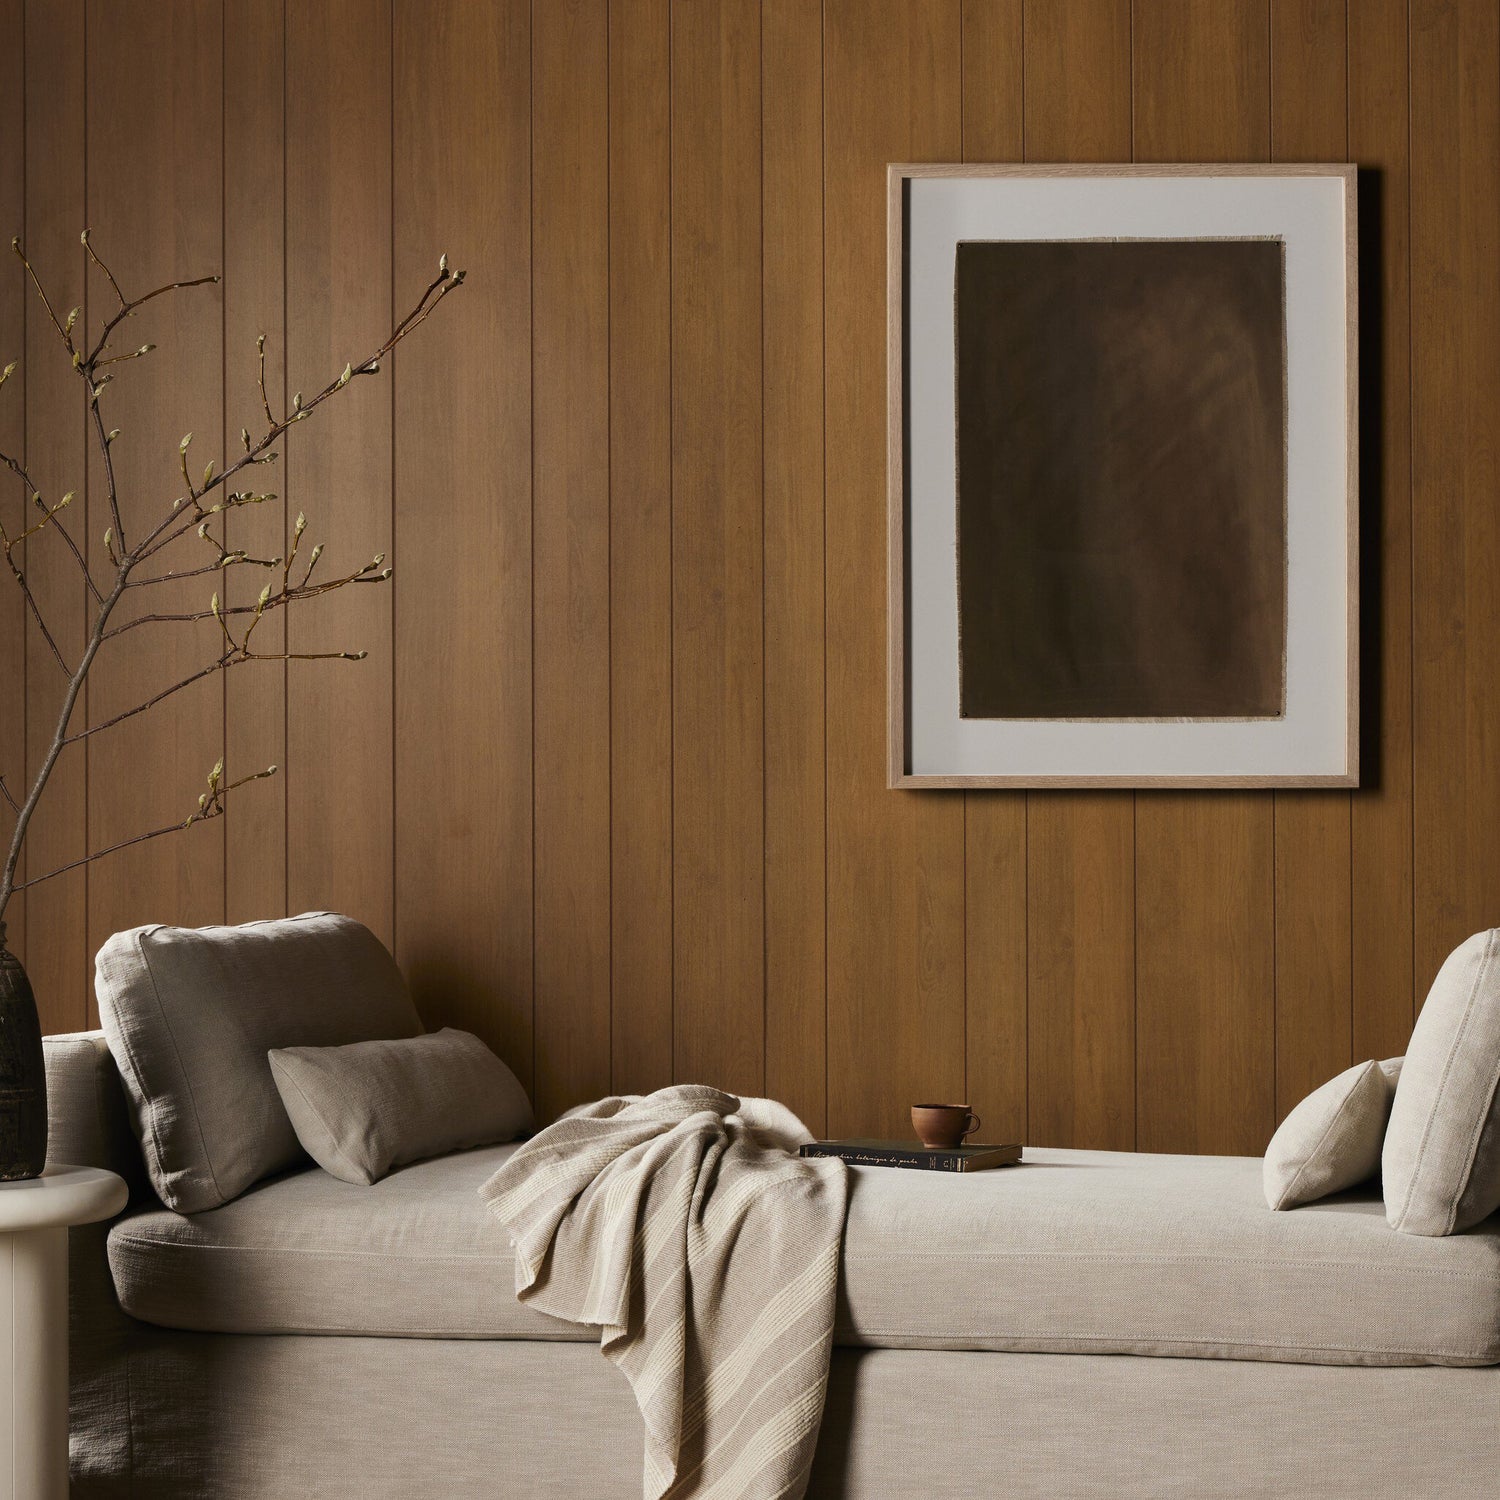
[1383,928,1500,1235]
[96,913,422,1213]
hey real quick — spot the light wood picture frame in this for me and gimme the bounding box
[888,163,1359,789]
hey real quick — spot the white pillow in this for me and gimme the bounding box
[1263,1057,1402,1211]
[1384,929,1500,1235]
[269,1028,533,1185]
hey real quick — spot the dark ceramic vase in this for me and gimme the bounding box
[0,925,47,1180]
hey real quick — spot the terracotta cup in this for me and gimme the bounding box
[911,1103,981,1150]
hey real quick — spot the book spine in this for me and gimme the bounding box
[799,1145,961,1170]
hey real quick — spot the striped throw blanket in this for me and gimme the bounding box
[479,1085,849,1500]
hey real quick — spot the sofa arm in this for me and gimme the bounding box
[44,1030,150,1205]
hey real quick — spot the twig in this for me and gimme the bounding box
[0,450,102,602]
[14,760,278,892]
[0,777,17,816]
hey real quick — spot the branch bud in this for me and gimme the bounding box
[439,253,448,274]
[106,428,120,444]
[59,491,75,508]
[294,512,306,537]
[202,461,215,487]
[179,432,193,454]
[210,592,221,618]
[338,363,352,387]
[64,307,79,333]
[241,427,251,452]
[0,360,16,385]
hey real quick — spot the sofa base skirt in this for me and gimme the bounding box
[73,1331,1500,1499]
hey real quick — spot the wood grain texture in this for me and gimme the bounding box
[85,1,225,973]
[1017,0,1135,1150]
[671,0,765,1098]
[223,0,287,927]
[21,0,90,1030]
[393,1,534,1087]
[960,0,1027,1147]
[1133,0,1271,162]
[609,0,673,1099]
[0,0,24,965]
[1024,0,1131,162]
[1348,0,1416,1059]
[1410,0,1500,995]
[1132,0,1276,1154]
[4,0,1486,1147]
[531,0,612,1120]
[762,0,827,1133]
[284,0,393,943]
[826,0,966,1139]
[1270,0,1353,1117]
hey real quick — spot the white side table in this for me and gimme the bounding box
[0,1165,127,1500]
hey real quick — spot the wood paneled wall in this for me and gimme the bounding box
[1,0,1493,1152]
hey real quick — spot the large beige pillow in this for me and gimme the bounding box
[96,913,422,1213]
[269,1028,533,1184]
[1384,928,1500,1236]
[1263,1058,1402,1210]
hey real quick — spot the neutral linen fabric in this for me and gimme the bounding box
[1386,927,1500,1235]
[67,1334,1500,1500]
[108,1142,1500,1366]
[95,913,422,1213]
[479,1085,849,1500]
[269,1028,533,1184]
[1263,1057,1403,1210]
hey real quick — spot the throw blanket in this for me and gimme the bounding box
[479,1085,848,1500]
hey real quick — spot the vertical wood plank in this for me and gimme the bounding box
[532,0,612,1119]
[671,0,765,1097]
[960,0,1028,1147]
[223,0,287,926]
[0,0,24,965]
[1132,0,1277,1155]
[1270,0,1352,1115]
[1023,0,1132,161]
[1410,0,1500,991]
[1020,0,1136,1151]
[762,0,827,1133]
[22,0,88,1030]
[394,2,534,1085]
[284,0,393,943]
[609,0,674,1099]
[1348,0,1415,1060]
[826,0,965,1138]
[85,1,225,979]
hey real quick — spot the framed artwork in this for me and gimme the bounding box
[888,164,1358,789]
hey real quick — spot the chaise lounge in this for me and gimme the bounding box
[47,975,1500,1497]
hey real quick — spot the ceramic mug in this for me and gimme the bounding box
[911,1103,981,1150]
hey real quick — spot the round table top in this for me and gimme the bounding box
[0,1164,128,1232]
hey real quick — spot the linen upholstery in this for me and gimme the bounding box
[480,1087,847,1500]
[108,1143,1500,1367]
[270,1028,533,1185]
[1385,928,1500,1235]
[68,1334,1500,1500]
[95,913,422,1213]
[1263,1057,1402,1210]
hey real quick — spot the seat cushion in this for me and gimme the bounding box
[109,1145,1500,1367]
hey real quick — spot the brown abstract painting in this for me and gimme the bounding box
[955,238,1286,720]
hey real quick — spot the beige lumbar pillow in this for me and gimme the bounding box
[269,1028,534,1185]
[1263,1057,1403,1210]
[1385,929,1500,1235]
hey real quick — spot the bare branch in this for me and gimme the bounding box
[15,759,279,892]
[11,238,77,356]
[0,550,69,673]
[80,228,127,312]
[85,273,220,368]
[0,776,18,817]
